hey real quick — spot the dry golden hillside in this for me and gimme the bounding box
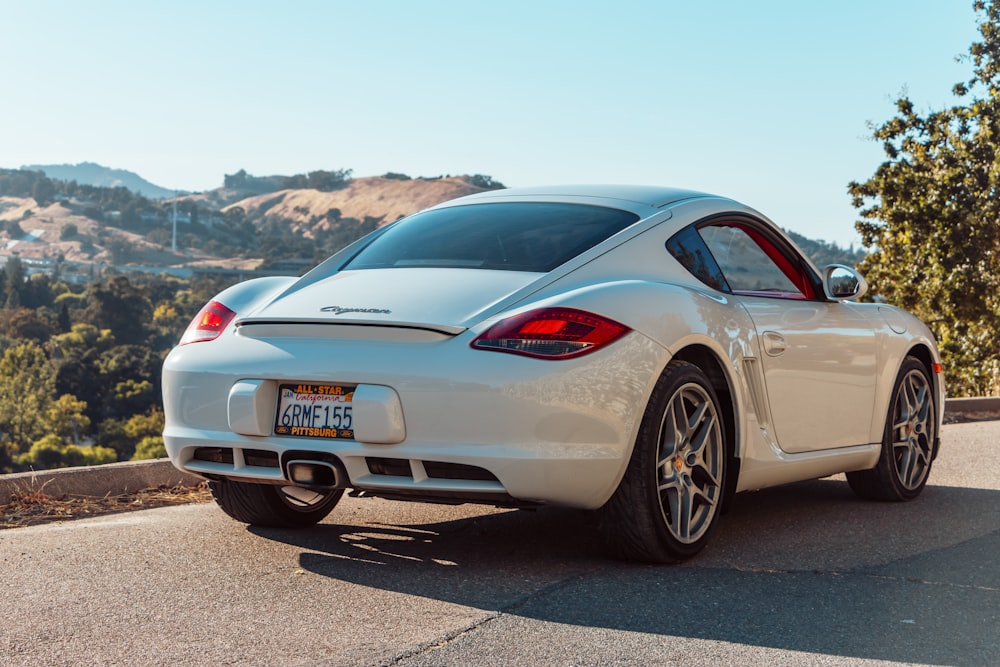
[0,176,497,271]
[0,197,252,268]
[225,176,488,237]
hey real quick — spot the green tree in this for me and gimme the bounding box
[0,341,56,455]
[50,323,116,428]
[32,177,57,206]
[0,307,56,343]
[131,435,166,460]
[848,0,1000,396]
[44,394,91,444]
[5,219,25,239]
[1,256,26,309]
[81,275,152,345]
[17,434,116,470]
[99,407,164,460]
[463,174,505,190]
[306,168,353,191]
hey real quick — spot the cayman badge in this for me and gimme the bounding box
[320,306,392,316]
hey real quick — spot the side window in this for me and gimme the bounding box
[665,225,730,292]
[698,224,811,298]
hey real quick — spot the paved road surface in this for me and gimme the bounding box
[2,420,998,666]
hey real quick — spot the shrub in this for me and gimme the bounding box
[16,434,117,470]
[131,435,166,460]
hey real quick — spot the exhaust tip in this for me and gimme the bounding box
[287,460,342,487]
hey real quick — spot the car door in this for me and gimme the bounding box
[696,219,878,453]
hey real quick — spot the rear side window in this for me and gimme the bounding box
[665,225,730,292]
[343,202,639,272]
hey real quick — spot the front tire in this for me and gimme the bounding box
[847,356,936,501]
[599,360,727,563]
[209,479,343,527]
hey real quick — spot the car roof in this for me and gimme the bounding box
[435,184,728,216]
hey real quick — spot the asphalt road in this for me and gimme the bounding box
[2,420,998,667]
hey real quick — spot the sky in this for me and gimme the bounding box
[0,1,983,247]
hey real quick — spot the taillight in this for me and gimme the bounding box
[179,301,237,345]
[471,308,630,359]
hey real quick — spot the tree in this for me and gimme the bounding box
[81,275,153,345]
[0,341,56,454]
[0,307,56,343]
[32,177,57,206]
[1,256,26,308]
[131,435,166,460]
[848,0,1000,396]
[16,434,116,470]
[306,168,352,191]
[99,407,164,460]
[4,219,24,240]
[44,394,91,444]
[463,174,505,190]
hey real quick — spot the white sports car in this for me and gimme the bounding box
[162,185,944,563]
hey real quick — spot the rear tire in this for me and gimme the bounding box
[847,356,936,501]
[599,360,727,563]
[209,479,343,527]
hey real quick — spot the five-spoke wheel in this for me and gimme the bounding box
[599,360,727,563]
[848,356,936,501]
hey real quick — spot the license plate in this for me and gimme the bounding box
[274,384,355,439]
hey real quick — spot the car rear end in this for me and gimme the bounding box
[162,195,678,509]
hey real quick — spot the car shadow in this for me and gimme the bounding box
[249,479,1000,665]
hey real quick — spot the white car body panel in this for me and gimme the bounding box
[244,268,541,332]
[164,324,667,508]
[162,185,945,518]
[736,296,878,452]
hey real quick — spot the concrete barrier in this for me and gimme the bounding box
[0,459,202,500]
[1,397,997,501]
[943,396,1000,414]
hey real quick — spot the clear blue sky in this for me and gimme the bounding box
[0,1,982,247]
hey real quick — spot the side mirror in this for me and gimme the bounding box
[822,264,868,301]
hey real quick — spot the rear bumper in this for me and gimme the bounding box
[162,329,668,509]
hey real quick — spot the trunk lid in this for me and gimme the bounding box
[238,268,543,334]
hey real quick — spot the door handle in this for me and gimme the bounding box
[762,331,787,357]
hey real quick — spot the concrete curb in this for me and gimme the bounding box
[1,397,997,501]
[943,396,1000,414]
[0,459,202,501]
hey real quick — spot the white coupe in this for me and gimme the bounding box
[162,185,944,563]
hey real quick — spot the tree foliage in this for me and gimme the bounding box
[0,342,57,453]
[0,267,244,472]
[848,0,1000,396]
[17,434,116,469]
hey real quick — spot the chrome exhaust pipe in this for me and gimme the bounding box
[286,459,347,489]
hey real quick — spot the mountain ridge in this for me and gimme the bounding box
[22,162,179,199]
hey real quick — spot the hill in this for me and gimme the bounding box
[0,195,254,274]
[784,229,866,269]
[0,166,865,277]
[23,162,179,199]
[0,171,498,275]
[225,176,489,237]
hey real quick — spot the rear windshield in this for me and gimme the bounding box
[342,202,640,272]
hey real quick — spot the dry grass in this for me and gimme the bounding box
[0,481,213,529]
[228,176,484,238]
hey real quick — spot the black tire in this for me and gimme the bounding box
[599,360,727,563]
[209,479,343,527]
[847,356,936,501]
